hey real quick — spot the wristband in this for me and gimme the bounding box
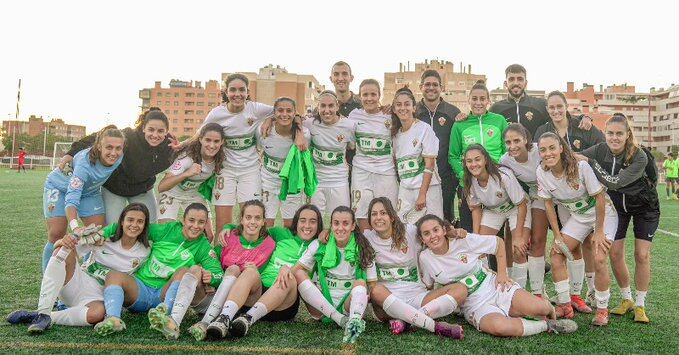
[69,219,80,232]
[424,168,434,174]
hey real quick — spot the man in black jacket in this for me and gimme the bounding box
[415,69,461,223]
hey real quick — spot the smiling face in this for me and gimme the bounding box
[331,211,355,246]
[318,95,339,124]
[504,129,528,158]
[360,83,380,113]
[419,219,448,253]
[200,130,223,159]
[142,119,168,147]
[296,209,319,241]
[330,64,353,94]
[464,149,487,177]
[505,72,527,98]
[547,95,568,124]
[226,79,248,110]
[241,204,265,239]
[538,136,563,168]
[468,89,489,116]
[99,136,124,166]
[274,101,295,128]
[605,121,629,154]
[122,210,146,240]
[369,201,393,236]
[393,93,415,122]
[182,208,208,240]
[420,76,442,102]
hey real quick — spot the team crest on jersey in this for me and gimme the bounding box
[412,139,418,147]
[247,117,255,126]
[159,206,166,215]
[171,161,182,171]
[573,139,581,150]
[337,134,345,142]
[438,117,446,126]
[132,258,140,269]
[209,249,217,259]
[458,254,468,264]
[214,192,221,200]
[487,128,495,138]
[384,120,392,129]
[525,111,534,121]
[401,245,409,254]
[69,176,84,190]
[48,203,55,212]
[496,191,504,199]
[180,250,191,260]
[464,136,476,145]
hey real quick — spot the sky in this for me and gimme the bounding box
[1,0,677,133]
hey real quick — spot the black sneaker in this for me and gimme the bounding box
[27,313,52,334]
[230,314,252,338]
[206,314,230,340]
[6,310,38,324]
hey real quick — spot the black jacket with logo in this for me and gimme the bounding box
[581,142,659,213]
[490,95,550,138]
[533,115,604,152]
[415,99,461,177]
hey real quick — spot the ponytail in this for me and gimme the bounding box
[89,125,124,165]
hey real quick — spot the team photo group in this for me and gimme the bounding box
[6,61,659,345]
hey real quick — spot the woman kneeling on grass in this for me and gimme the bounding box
[365,197,464,339]
[187,200,276,341]
[213,204,324,339]
[416,214,578,337]
[94,203,223,339]
[7,203,151,334]
[293,206,376,344]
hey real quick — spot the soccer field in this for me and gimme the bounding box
[1,170,678,354]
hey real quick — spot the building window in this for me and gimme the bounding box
[173,127,178,132]
[172,119,178,124]
[185,110,194,115]
[197,110,204,115]
[165,92,171,97]
[197,102,205,106]
[173,110,178,114]
[156,101,161,105]
[184,127,192,132]
[157,92,163,97]
[174,101,179,106]
[208,102,216,107]
[208,93,217,98]
[197,93,205,98]
[174,93,179,97]
[165,101,170,105]
[186,102,195,106]
[186,93,195,98]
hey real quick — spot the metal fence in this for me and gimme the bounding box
[1,156,56,170]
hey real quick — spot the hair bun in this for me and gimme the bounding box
[475,79,486,85]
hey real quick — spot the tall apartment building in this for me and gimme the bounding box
[383,59,486,112]
[645,85,679,153]
[139,80,221,137]
[2,115,86,141]
[222,64,325,115]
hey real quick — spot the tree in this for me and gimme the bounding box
[1,133,74,156]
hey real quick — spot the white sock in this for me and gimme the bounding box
[51,306,90,326]
[511,262,528,289]
[220,300,240,319]
[383,294,435,332]
[419,294,458,319]
[37,256,67,315]
[298,280,345,326]
[636,291,647,307]
[585,272,596,293]
[554,279,570,304]
[620,286,633,301]
[170,273,199,326]
[246,302,269,324]
[595,289,611,309]
[568,259,585,295]
[201,275,236,323]
[349,285,368,318]
[520,318,548,336]
[527,256,546,295]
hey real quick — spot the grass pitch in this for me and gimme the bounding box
[1,170,678,354]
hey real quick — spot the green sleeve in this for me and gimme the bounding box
[268,227,293,242]
[197,241,224,287]
[102,223,118,239]
[223,223,236,231]
[500,118,508,156]
[147,223,172,243]
[448,124,465,183]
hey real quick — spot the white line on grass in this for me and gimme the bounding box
[1,341,341,354]
[657,229,679,237]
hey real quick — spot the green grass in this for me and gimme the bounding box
[1,169,678,353]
